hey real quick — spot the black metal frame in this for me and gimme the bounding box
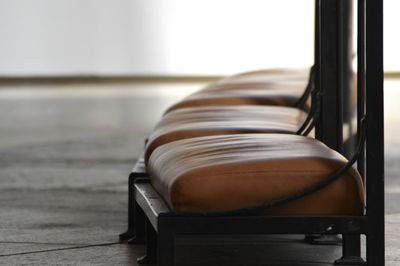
[121,0,384,265]
[119,156,147,243]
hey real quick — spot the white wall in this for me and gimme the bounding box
[0,0,397,77]
[384,0,400,72]
[0,0,315,76]
[0,0,167,76]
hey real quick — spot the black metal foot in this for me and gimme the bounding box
[127,204,146,244]
[137,218,158,264]
[334,234,365,265]
[120,167,148,242]
[305,234,342,245]
[334,256,366,265]
[137,254,157,265]
[128,236,145,244]
[119,230,134,241]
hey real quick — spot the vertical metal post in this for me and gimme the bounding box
[342,0,357,158]
[357,0,366,177]
[316,0,343,152]
[317,2,364,262]
[365,0,385,264]
[314,0,320,74]
[341,0,354,123]
[337,1,364,265]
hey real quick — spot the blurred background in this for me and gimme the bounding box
[0,0,315,77]
[0,0,399,77]
[0,0,398,265]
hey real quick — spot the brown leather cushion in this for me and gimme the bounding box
[164,68,310,113]
[145,105,307,163]
[166,87,308,113]
[220,68,309,84]
[203,80,307,92]
[148,134,365,215]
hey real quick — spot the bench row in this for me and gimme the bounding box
[142,67,364,216]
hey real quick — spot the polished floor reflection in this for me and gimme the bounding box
[0,79,398,265]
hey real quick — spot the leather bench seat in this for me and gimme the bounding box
[145,105,307,163]
[147,134,365,215]
[166,87,308,113]
[164,68,310,113]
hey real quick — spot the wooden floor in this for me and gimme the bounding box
[0,79,398,265]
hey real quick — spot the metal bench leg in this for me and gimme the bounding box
[366,231,385,266]
[127,202,146,244]
[158,216,175,266]
[120,173,145,243]
[335,234,365,265]
[137,218,158,265]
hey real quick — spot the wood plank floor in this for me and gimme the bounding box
[0,79,398,265]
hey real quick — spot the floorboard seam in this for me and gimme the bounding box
[0,241,95,245]
[0,241,121,257]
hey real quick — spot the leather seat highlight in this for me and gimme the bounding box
[219,68,309,84]
[145,105,307,163]
[202,80,306,92]
[166,87,308,113]
[148,134,365,215]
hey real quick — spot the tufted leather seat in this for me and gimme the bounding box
[166,86,309,113]
[163,68,311,114]
[148,134,365,215]
[145,105,307,163]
